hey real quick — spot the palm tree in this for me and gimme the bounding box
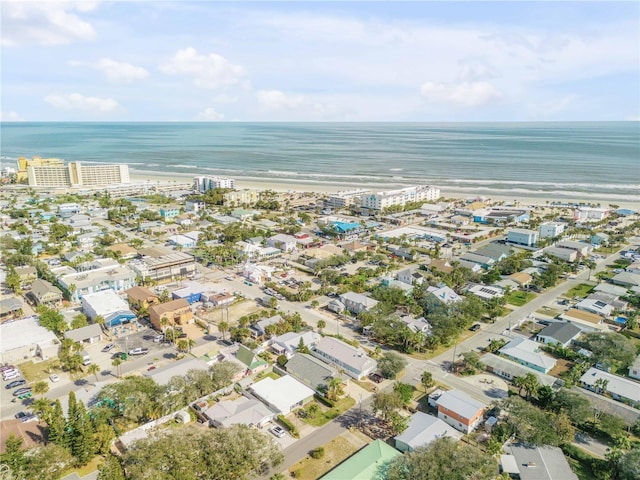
[160,316,170,335]
[177,339,189,352]
[112,358,123,378]
[420,371,434,392]
[87,363,100,383]
[522,373,540,400]
[32,381,49,399]
[32,398,51,425]
[316,319,326,333]
[326,376,343,401]
[218,321,229,340]
[94,315,106,327]
[188,338,196,353]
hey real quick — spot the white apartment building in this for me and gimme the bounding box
[361,185,440,211]
[223,189,260,206]
[325,189,371,208]
[539,222,565,239]
[27,162,130,187]
[574,207,609,222]
[194,176,235,192]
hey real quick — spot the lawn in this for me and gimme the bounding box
[60,455,104,478]
[18,359,60,382]
[303,396,356,427]
[288,433,366,480]
[565,283,595,299]
[506,291,536,307]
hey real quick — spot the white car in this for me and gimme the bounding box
[269,426,286,438]
[49,374,60,383]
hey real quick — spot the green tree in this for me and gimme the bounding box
[372,391,404,423]
[378,351,408,379]
[71,313,88,329]
[111,357,123,377]
[1,434,26,477]
[387,437,497,480]
[297,337,310,354]
[210,361,241,391]
[88,363,100,383]
[22,443,74,480]
[98,453,125,480]
[420,371,435,392]
[501,396,574,447]
[47,399,66,446]
[393,382,414,405]
[121,424,283,479]
[618,448,640,480]
[218,321,229,340]
[582,331,636,368]
[316,319,326,332]
[326,376,344,401]
[32,380,49,398]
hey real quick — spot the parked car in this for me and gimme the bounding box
[49,374,60,383]
[269,426,286,438]
[469,323,482,332]
[0,365,16,373]
[192,400,208,412]
[368,373,384,384]
[128,348,149,356]
[13,387,32,397]
[5,380,27,389]
[178,333,188,339]
[3,371,20,381]
[15,411,28,420]
[111,352,127,360]
[101,343,115,353]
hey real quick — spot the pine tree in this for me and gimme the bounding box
[47,399,66,446]
[97,453,125,480]
[64,391,78,450]
[1,434,25,476]
[72,400,96,465]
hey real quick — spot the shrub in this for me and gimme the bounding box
[310,447,325,459]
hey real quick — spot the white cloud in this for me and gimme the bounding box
[160,48,246,89]
[420,81,503,107]
[195,107,225,121]
[256,89,345,119]
[69,58,149,83]
[1,1,98,46]
[0,110,25,121]
[257,90,306,111]
[44,93,119,113]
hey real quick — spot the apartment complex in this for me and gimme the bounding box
[194,175,235,192]
[26,161,130,188]
[16,156,64,182]
[361,185,440,211]
[325,188,370,208]
[223,189,260,206]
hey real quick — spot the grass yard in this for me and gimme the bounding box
[18,359,60,382]
[506,291,536,307]
[565,283,595,299]
[288,432,367,480]
[60,455,104,478]
[303,396,356,427]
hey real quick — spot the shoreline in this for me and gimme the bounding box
[129,168,638,209]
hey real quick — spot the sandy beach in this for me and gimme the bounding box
[130,169,638,210]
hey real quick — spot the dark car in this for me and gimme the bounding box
[5,380,27,389]
[13,387,32,397]
[14,411,27,420]
[111,352,127,360]
[469,323,481,332]
[178,333,188,339]
[368,373,384,384]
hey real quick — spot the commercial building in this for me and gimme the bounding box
[544,246,578,262]
[193,175,235,192]
[57,262,137,302]
[223,189,260,206]
[361,185,440,211]
[129,250,196,283]
[148,299,193,331]
[81,290,136,328]
[506,228,538,247]
[0,317,60,364]
[16,156,64,182]
[556,240,592,257]
[574,207,608,222]
[27,161,130,188]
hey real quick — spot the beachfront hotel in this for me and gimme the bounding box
[25,160,130,188]
[16,156,65,182]
[194,175,235,192]
[361,185,440,211]
[325,188,371,208]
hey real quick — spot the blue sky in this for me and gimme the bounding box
[2,1,638,121]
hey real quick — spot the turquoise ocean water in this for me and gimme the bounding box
[1,122,638,202]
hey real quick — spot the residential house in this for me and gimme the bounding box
[319,440,400,480]
[394,412,462,452]
[126,286,159,311]
[611,272,640,288]
[579,367,640,407]
[285,353,345,394]
[14,266,37,288]
[204,291,234,307]
[499,338,557,373]
[501,444,578,480]
[479,353,561,389]
[27,279,63,308]
[398,315,432,335]
[535,323,582,347]
[311,336,377,380]
[593,283,628,296]
[508,272,532,288]
[396,267,425,286]
[235,344,268,375]
[0,298,23,322]
[203,397,273,429]
[467,284,504,302]
[81,290,136,328]
[231,208,259,221]
[474,244,512,263]
[427,285,462,305]
[591,232,610,246]
[557,240,592,258]
[148,299,193,331]
[339,292,379,315]
[544,246,578,262]
[267,234,298,253]
[435,389,486,434]
[144,358,210,386]
[327,299,346,314]
[107,244,138,260]
[428,259,454,275]
[270,331,321,358]
[460,252,495,269]
[575,298,614,317]
[64,324,103,344]
[539,222,566,239]
[559,308,608,332]
[250,375,315,414]
[250,315,282,338]
[457,259,483,273]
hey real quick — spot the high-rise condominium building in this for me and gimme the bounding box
[26,161,130,187]
[194,176,235,192]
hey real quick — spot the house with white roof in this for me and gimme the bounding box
[339,292,379,315]
[250,375,315,414]
[575,298,614,317]
[311,336,377,380]
[628,355,640,381]
[57,262,137,302]
[81,290,136,328]
[267,234,298,253]
[427,285,462,305]
[0,316,60,364]
[467,284,504,301]
[435,389,486,434]
[398,315,432,335]
[579,367,640,407]
[499,338,557,373]
[270,331,322,358]
[394,412,462,452]
[203,397,274,429]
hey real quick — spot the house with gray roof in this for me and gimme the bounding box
[64,323,103,344]
[611,272,640,288]
[499,338,557,373]
[535,322,582,347]
[435,389,486,434]
[311,336,377,380]
[579,367,640,407]
[144,357,211,387]
[501,444,578,480]
[27,279,63,307]
[250,314,282,337]
[203,396,273,428]
[479,353,563,389]
[339,292,379,315]
[0,298,23,321]
[285,353,346,393]
[394,412,462,452]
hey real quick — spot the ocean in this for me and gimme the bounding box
[1,122,639,203]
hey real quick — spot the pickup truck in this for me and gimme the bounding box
[128,348,150,356]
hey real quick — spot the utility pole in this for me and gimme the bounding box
[450,341,458,373]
